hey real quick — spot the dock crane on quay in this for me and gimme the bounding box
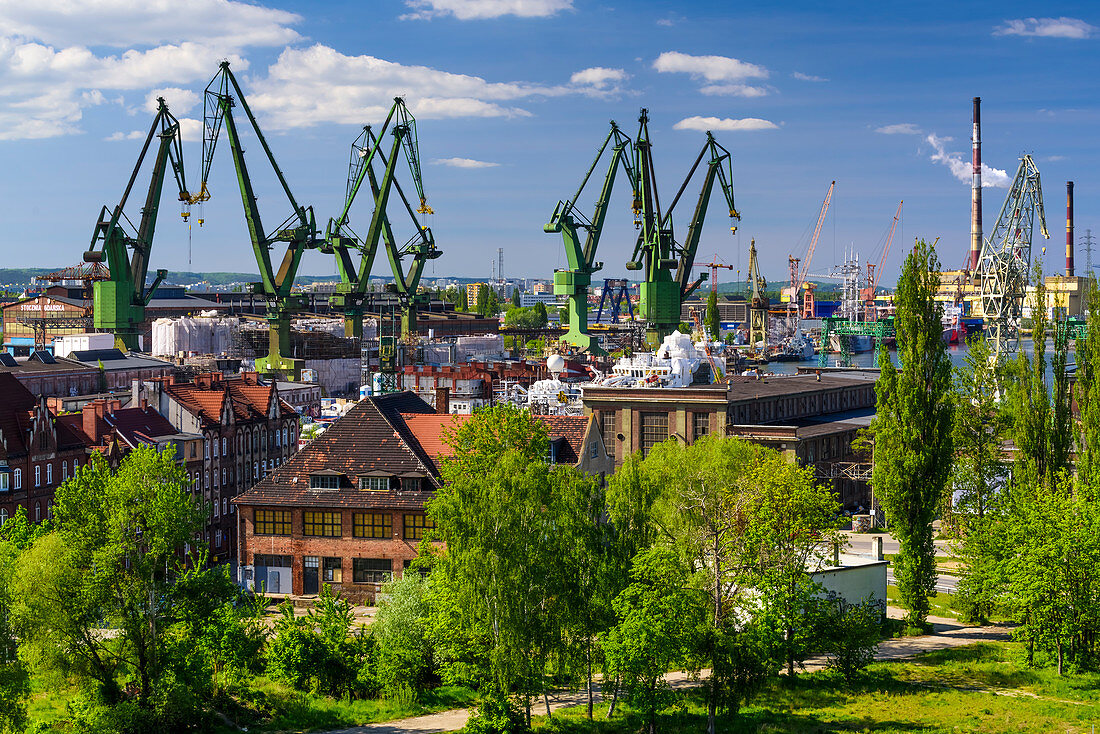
[323,98,440,340]
[191,61,320,379]
[83,97,192,350]
[547,109,740,353]
[545,120,636,355]
[626,110,740,344]
[978,155,1048,360]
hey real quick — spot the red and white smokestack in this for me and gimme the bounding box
[970,96,983,272]
[1066,181,1075,277]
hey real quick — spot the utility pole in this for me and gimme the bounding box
[1083,228,1095,276]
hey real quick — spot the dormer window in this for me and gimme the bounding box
[401,477,420,492]
[358,475,389,491]
[309,470,342,490]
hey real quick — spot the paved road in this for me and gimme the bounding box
[325,617,1011,734]
[844,532,960,594]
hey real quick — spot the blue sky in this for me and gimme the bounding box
[1,0,1097,286]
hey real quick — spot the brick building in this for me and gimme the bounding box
[0,373,89,526]
[0,351,102,398]
[583,371,877,509]
[66,349,177,391]
[234,391,610,601]
[133,372,301,565]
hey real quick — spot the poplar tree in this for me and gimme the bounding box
[871,239,953,627]
[705,290,720,340]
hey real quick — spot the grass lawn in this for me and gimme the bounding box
[533,642,1100,734]
[26,673,477,733]
[885,584,960,621]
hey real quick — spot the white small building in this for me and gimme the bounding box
[53,332,117,359]
[810,551,888,607]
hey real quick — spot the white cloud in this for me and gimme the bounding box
[654,51,768,81]
[875,123,921,135]
[0,0,298,141]
[657,18,675,27]
[401,0,572,20]
[654,51,770,97]
[569,67,627,90]
[0,0,301,48]
[177,117,205,143]
[673,116,778,132]
[144,88,201,115]
[994,17,1096,39]
[248,45,623,128]
[792,72,827,82]
[105,130,146,141]
[433,157,500,168]
[926,133,1010,187]
[1044,154,1067,162]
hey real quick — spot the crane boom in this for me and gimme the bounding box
[196,61,319,378]
[546,122,636,354]
[83,97,191,350]
[979,154,1049,359]
[796,181,835,290]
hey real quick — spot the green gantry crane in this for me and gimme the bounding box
[193,61,319,378]
[323,98,440,339]
[84,97,191,350]
[545,121,637,355]
[626,109,740,345]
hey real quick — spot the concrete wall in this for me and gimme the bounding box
[810,557,887,607]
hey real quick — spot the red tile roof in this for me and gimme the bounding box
[58,405,181,449]
[0,373,88,458]
[162,374,294,428]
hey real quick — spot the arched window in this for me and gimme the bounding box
[34,466,41,487]
[34,502,41,522]
[72,459,78,476]
[62,462,68,481]
[14,469,21,490]
[213,439,218,458]
[253,462,258,479]
[222,437,227,455]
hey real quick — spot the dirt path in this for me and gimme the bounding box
[323,619,1012,734]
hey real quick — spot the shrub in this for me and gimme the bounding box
[823,595,884,684]
[463,692,527,734]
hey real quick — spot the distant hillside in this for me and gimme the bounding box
[0,268,346,288]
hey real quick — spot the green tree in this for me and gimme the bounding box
[602,546,701,734]
[951,334,1010,624]
[0,507,48,734]
[430,405,558,720]
[558,306,569,326]
[705,290,720,340]
[476,286,489,316]
[374,573,435,694]
[532,301,548,328]
[11,447,206,706]
[871,239,954,627]
[457,286,468,311]
[1075,281,1100,494]
[511,289,521,308]
[822,596,884,685]
[487,288,501,316]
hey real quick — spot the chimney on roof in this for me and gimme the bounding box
[435,386,450,415]
[83,401,104,443]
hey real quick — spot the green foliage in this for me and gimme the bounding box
[505,306,548,330]
[512,289,521,308]
[1075,280,1100,493]
[603,546,701,734]
[267,588,376,698]
[375,573,436,694]
[821,596,883,685]
[464,691,528,734]
[457,286,469,311]
[558,306,569,325]
[12,447,206,705]
[0,506,45,734]
[705,290,719,340]
[871,239,954,626]
[533,301,548,326]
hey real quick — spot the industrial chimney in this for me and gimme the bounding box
[1067,181,1075,277]
[970,96,983,272]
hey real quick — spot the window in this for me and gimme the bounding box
[215,529,223,547]
[34,502,41,522]
[353,558,392,584]
[359,476,389,491]
[213,439,218,458]
[222,498,227,515]
[205,440,210,459]
[213,470,219,488]
[34,465,41,487]
[693,412,710,442]
[600,412,616,446]
[221,468,226,486]
[0,508,6,526]
[214,500,220,518]
[403,513,436,540]
[640,412,669,456]
[13,469,20,491]
[401,477,420,492]
[254,509,291,535]
[205,471,209,490]
[253,462,258,479]
[303,511,341,537]
[590,442,598,459]
[62,462,68,481]
[254,553,290,567]
[190,442,197,458]
[275,430,281,447]
[72,460,78,476]
[0,472,7,492]
[323,557,342,583]
[222,437,227,455]
[353,512,392,539]
[310,474,340,490]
